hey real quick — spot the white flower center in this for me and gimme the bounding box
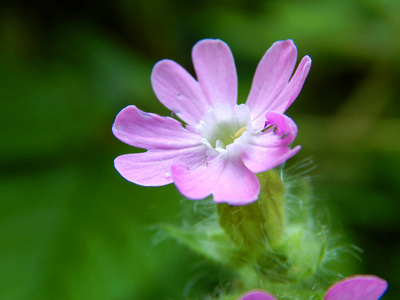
[196,104,256,156]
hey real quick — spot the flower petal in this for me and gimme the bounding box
[241,112,300,173]
[325,275,388,300]
[171,155,260,205]
[151,59,209,126]
[112,105,201,150]
[245,40,311,128]
[273,55,312,113]
[263,112,298,146]
[238,290,277,300]
[192,39,238,108]
[242,143,301,174]
[114,145,207,186]
[246,40,297,123]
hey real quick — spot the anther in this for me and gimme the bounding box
[230,127,246,140]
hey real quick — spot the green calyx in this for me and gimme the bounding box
[217,169,335,292]
[217,170,285,254]
[161,166,350,299]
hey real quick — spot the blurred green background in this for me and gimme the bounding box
[1,0,399,299]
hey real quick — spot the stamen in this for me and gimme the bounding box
[230,126,246,140]
[262,124,274,132]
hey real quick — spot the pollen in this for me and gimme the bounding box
[230,126,246,141]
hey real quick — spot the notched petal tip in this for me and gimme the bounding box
[279,54,312,112]
[245,38,300,124]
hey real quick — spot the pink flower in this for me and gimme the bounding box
[324,275,388,300]
[237,275,388,300]
[112,39,311,205]
[238,290,277,300]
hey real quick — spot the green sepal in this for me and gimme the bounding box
[217,170,285,255]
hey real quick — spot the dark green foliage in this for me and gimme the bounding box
[1,0,399,299]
